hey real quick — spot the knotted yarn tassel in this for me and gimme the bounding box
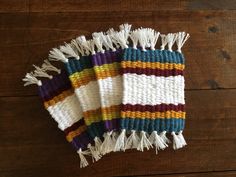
[125,130,140,149]
[114,129,127,152]
[87,144,101,163]
[111,131,118,151]
[100,131,114,155]
[22,72,42,86]
[160,131,171,144]
[149,131,168,154]
[171,132,183,150]
[137,131,153,152]
[94,136,102,153]
[176,32,190,53]
[177,130,187,147]
[77,148,91,168]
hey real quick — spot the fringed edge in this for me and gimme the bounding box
[22,72,42,86]
[171,131,187,150]
[149,131,168,154]
[33,65,53,79]
[137,130,153,152]
[129,28,189,53]
[100,131,116,155]
[114,129,127,152]
[125,130,140,149]
[60,43,80,60]
[107,24,131,49]
[77,148,91,168]
[49,48,69,63]
[42,60,61,74]
[110,129,186,153]
[87,143,102,162]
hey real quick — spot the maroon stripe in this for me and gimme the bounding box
[64,119,86,135]
[122,67,183,77]
[122,103,185,112]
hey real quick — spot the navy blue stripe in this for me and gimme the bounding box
[123,48,185,64]
[120,118,185,133]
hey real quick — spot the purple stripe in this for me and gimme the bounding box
[104,118,120,131]
[70,131,93,151]
[38,70,72,101]
[92,50,122,66]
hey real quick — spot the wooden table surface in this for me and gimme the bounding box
[0,1,236,177]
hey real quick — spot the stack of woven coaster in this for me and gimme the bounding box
[23,24,189,168]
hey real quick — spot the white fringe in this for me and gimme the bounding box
[42,60,61,74]
[130,28,160,51]
[167,33,177,52]
[71,38,85,56]
[125,130,140,149]
[22,72,42,86]
[107,28,120,49]
[160,131,171,144]
[149,131,168,154]
[100,33,116,51]
[60,43,80,60]
[146,28,160,50]
[172,131,186,150]
[111,131,118,150]
[108,29,129,49]
[137,131,153,152]
[119,23,132,44]
[177,130,187,146]
[77,148,90,168]
[160,34,168,50]
[94,136,102,152]
[33,65,53,79]
[49,48,68,63]
[76,36,95,55]
[87,144,101,162]
[114,129,127,152]
[176,32,190,53]
[130,29,140,49]
[92,32,105,53]
[100,131,114,155]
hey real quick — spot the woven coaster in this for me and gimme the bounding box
[23,61,100,167]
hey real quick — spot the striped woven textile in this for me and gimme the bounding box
[23,24,190,168]
[115,29,189,152]
[23,65,99,167]
[90,25,131,154]
[48,38,106,154]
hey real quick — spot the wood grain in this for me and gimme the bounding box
[0,11,236,96]
[1,0,236,176]
[1,90,235,177]
[0,0,236,12]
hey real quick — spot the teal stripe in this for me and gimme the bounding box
[87,121,105,139]
[65,56,94,75]
[121,118,185,133]
[123,48,185,64]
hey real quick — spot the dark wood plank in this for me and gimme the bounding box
[0,11,236,96]
[0,89,235,177]
[0,0,236,12]
[139,171,236,177]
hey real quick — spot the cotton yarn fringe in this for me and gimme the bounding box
[23,23,189,168]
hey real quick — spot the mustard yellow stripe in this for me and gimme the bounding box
[83,108,102,126]
[69,68,96,88]
[66,125,87,142]
[121,61,185,70]
[94,62,121,79]
[121,110,186,119]
[44,89,74,108]
[101,105,121,120]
